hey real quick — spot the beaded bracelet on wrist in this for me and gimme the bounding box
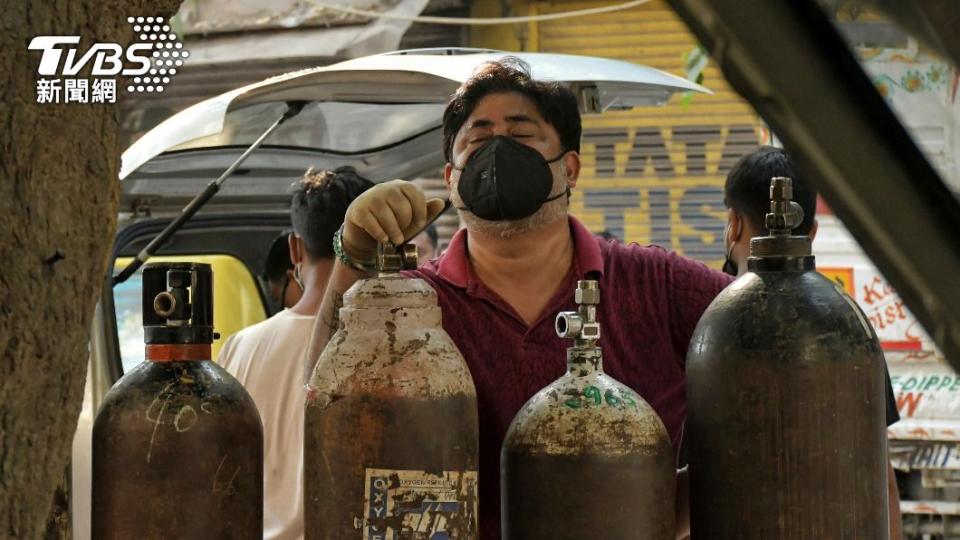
[333,225,377,273]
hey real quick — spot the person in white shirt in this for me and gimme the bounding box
[219,166,375,540]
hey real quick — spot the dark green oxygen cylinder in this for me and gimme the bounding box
[686,178,888,539]
[501,280,676,539]
[92,262,263,539]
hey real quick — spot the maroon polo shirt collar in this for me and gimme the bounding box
[435,215,605,292]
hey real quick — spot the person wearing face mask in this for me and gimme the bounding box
[262,230,304,314]
[721,146,903,539]
[720,145,819,276]
[219,166,374,540]
[306,58,733,539]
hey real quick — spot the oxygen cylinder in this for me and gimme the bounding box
[304,243,479,539]
[92,262,263,539]
[686,178,888,538]
[501,280,676,539]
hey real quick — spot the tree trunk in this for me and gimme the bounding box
[0,1,181,537]
[42,472,70,540]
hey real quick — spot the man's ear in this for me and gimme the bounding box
[443,163,453,191]
[726,209,743,245]
[563,151,581,188]
[808,218,819,241]
[288,233,303,265]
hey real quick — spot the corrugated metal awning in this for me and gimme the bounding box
[121,0,452,144]
[180,0,430,65]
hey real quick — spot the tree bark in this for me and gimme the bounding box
[42,472,70,540]
[0,1,181,537]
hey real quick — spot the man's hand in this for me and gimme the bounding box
[342,180,447,263]
[304,180,446,387]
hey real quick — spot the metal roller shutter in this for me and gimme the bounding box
[531,0,764,265]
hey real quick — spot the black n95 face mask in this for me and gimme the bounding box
[455,135,568,221]
[721,214,742,276]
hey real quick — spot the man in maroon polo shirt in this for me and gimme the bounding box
[307,58,732,538]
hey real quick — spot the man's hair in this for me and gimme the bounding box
[290,166,375,259]
[262,230,293,282]
[441,58,582,163]
[596,230,618,242]
[724,146,817,235]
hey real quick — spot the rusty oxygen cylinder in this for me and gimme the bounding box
[686,178,888,538]
[501,280,676,539]
[92,262,263,539]
[304,243,479,539]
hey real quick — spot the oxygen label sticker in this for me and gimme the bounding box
[361,468,478,540]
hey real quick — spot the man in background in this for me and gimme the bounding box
[261,230,302,314]
[722,145,903,539]
[219,166,374,540]
[409,223,441,261]
[721,145,818,276]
